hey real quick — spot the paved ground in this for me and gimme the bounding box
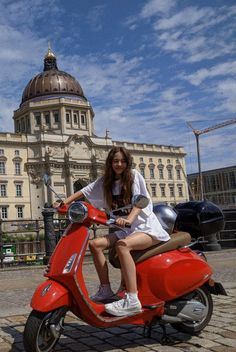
[0,249,236,352]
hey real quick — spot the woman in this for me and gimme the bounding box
[55,146,170,316]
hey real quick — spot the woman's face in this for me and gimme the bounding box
[112,151,127,178]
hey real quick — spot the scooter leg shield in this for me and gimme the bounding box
[31,280,70,312]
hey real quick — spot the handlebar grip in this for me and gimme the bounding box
[125,224,131,228]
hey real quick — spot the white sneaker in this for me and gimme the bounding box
[90,284,116,303]
[105,293,142,316]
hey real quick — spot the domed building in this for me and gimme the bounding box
[0,47,189,221]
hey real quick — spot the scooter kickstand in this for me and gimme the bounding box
[160,323,173,345]
[143,320,154,338]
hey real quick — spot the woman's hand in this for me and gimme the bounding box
[52,200,64,209]
[115,217,132,227]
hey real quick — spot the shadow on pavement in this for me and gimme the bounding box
[2,319,193,352]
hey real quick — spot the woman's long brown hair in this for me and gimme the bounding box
[103,147,133,209]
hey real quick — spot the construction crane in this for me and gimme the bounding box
[187,117,236,200]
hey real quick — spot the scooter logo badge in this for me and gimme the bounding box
[41,283,52,297]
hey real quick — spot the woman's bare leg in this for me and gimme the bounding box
[89,234,118,285]
[116,233,161,293]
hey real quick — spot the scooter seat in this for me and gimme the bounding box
[108,231,191,268]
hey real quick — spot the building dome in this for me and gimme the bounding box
[21,47,86,106]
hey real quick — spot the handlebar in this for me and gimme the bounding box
[55,202,132,229]
[106,218,131,228]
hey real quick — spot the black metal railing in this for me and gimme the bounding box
[0,207,235,268]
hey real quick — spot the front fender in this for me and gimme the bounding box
[31,280,70,312]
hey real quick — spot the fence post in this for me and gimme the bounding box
[203,233,221,251]
[42,203,57,265]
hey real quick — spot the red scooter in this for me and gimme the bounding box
[23,193,227,352]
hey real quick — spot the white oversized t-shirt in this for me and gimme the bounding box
[81,169,170,242]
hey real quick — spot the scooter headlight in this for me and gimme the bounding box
[68,202,88,223]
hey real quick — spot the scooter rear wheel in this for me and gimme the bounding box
[170,286,213,335]
[23,309,65,352]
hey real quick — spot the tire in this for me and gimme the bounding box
[170,286,213,335]
[23,309,65,352]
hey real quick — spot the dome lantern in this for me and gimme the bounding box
[44,43,58,71]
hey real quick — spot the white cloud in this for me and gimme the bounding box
[140,0,175,18]
[62,52,160,108]
[181,61,236,86]
[214,79,236,113]
[0,97,16,132]
[154,6,213,30]
[86,5,106,31]
[137,3,236,64]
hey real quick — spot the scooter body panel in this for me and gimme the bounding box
[137,248,212,302]
[31,279,70,312]
[47,224,88,278]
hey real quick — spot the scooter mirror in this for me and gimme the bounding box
[43,174,51,186]
[132,195,149,209]
[43,174,64,202]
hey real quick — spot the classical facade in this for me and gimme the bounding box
[0,47,189,221]
[188,165,236,208]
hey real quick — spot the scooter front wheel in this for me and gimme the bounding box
[23,309,66,352]
[170,286,213,335]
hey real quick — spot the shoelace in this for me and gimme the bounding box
[110,294,129,309]
[122,293,129,308]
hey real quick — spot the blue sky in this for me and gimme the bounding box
[0,0,236,174]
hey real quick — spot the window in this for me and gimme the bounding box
[140,157,144,162]
[45,113,50,125]
[158,159,162,163]
[80,113,86,126]
[169,185,175,197]
[0,184,7,197]
[17,206,23,218]
[27,118,31,132]
[66,111,71,123]
[158,168,164,179]
[35,113,41,126]
[1,207,8,219]
[73,113,78,124]
[167,168,173,180]
[0,162,6,174]
[229,172,236,188]
[0,149,4,155]
[21,119,25,132]
[167,159,171,164]
[176,169,181,180]
[15,150,20,156]
[140,167,145,178]
[15,162,21,175]
[150,168,154,179]
[149,158,153,162]
[16,184,22,197]
[16,120,20,133]
[177,185,183,197]
[151,185,156,197]
[160,185,166,197]
[54,111,59,123]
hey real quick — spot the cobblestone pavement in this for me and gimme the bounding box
[0,249,236,352]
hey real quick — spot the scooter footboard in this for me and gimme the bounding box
[31,280,70,312]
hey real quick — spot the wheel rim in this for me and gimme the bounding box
[182,288,210,329]
[36,313,63,352]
